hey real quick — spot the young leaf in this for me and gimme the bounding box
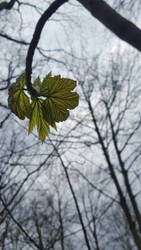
[32,77,42,93]
[42,99,57,128]
[42,98,69,124]
[28,99,50,143]
[8,73,31,119]
[40,74,77,96]
[8,72,79,143]
[34,74,79,124]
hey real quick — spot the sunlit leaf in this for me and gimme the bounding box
[37,74,79,124]
[51,91,79,109]
[42,98,69,124]
[40,74,77,97]
[8,72,79,143]
[8,73,31,119]
[32,77,41,93]
[28,99,50,143]
[42,99,57,129]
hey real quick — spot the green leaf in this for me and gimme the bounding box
[8,73,31,119]
[38,74,79,124]
[28,99,50,143]
[41,75,76,96]
[32,77,41,94]
[42,99,57,129]
[42,98,69,124]
[51,91,79,109]
[8,72,79,143]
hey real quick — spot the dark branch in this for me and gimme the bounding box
[0,113,11,128]
[26,0,141,95]
[0,33,29,45]
[0,197,41,250]
[0,0,16,11]
[0,102,9,110]
[77,0,141,51]
[26,0,68,96]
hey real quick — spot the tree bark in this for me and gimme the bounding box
[77,0,141,51]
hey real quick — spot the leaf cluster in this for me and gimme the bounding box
[8,73,79,142]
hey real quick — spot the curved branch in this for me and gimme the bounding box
[0,0,16,11]
[26,0,141,95]
[77,0,141,51]
[25,0,68,96]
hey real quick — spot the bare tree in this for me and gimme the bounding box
[71,51,141,249]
